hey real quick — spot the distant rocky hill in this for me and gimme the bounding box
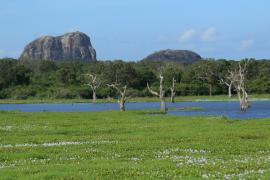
[19,31,96,61]
[142,49,202,63]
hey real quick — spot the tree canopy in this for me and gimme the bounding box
[0,58,269,99]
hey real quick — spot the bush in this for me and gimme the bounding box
[96,87,115,98]
[77,87,92,99]
[247,79,270,94]
[0,89,9,99]
[13,86,37,100]
[176,83,209,96]
[54,88,77,99]
[127,88,147,97]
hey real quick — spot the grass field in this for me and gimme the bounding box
[1,110,270,179]
[0,94,270,104]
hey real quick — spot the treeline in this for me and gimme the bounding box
[0,58,270,100]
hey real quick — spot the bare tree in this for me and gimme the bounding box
[219,72,234,98]
[107,82,128,111]
[147,73,167,111]
[229,61,250,111]
[85,74,101,103]
[170,77,176,103]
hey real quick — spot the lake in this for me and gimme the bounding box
[0,101,269,119]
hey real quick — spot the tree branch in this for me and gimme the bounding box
[147,82,159,96]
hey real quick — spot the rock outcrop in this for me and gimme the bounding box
[142,49,201,63]
[20,31,96,61]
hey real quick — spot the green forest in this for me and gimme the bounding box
[0,58,270,100]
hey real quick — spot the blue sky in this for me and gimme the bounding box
[0,0,270,60]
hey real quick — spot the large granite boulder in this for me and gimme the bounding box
[142,49,202,63]
[20,31,96,61]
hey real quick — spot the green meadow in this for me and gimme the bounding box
[1,110,270,179]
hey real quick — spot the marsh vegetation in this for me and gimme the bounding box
[1,110,270,179]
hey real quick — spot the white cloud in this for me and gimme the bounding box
[240,39,253,51]
[201,27,217,42]
[179,29,196,42]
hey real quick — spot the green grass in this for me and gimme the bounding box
[0,94,270,104]
[1,110,270,179]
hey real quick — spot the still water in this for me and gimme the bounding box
[0,101,269,119]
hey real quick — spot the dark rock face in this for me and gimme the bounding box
[142,49,201,63]
[20,32,96,61]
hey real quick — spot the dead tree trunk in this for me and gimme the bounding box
[220,78,233,98]
[119,86,127,111]
[209,84,213,96]
[229,61,250,111]
[170,77,176,103]
[236,86,249,111]
[85,74,101,103]
[107,83,127,112]
[92,91,97,102]
[147,73,167,112]
[238,63,249,111]
[228,83,232,98]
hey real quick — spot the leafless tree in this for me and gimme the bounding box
[85,74,101,103]
[170,77,176,103]
[107,82,128,111]
[229,61,250,111]
[219,72,234,98]
[147,73,167,111]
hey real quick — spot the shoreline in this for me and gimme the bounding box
[0,95,269,104]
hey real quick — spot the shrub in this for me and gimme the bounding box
[54,88,77,99]
[77,87,92,99]
[13,86,37,100]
